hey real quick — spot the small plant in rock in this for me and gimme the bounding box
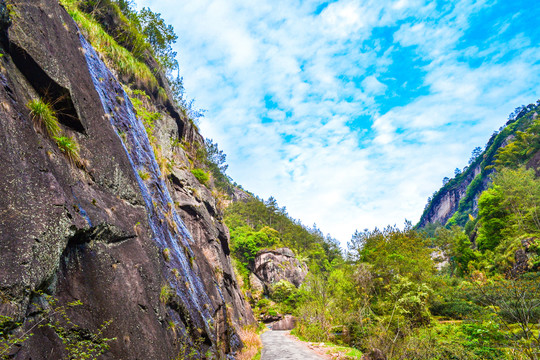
[54,135,81,166]
[162,248,170,262]
[138,169,150,180]
[160,285,174,304]
[191,168,209,185]
[27,98,61,137]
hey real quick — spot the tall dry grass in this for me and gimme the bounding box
[236,326,263,360]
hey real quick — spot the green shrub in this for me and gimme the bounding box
[54,136,81,166]
[191,168,209,185]
[27,99,60,137]
[270,280,297,303]
[430,299,482,319]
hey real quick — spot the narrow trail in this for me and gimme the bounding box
[261,331,326,360]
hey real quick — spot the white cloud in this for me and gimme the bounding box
[137,0,540,246]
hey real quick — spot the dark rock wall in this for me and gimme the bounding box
[0,0,253,358]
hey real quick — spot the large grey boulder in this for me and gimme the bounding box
[252,248,308,290]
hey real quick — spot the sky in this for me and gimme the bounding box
[136,0,540,246]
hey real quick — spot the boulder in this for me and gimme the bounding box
[271,315,297,330]
[252,248,308,289]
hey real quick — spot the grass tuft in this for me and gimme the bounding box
[162,248,170,262]
[27,99,61,137]
[54,136,81,166]
[159,285,174,304]
[59,0,158,91]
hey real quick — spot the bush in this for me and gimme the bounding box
[270,280,297,303]
[430,299,482,319]
[191,168,209,185]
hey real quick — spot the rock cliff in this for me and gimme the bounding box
[0,0,253,358]
[418,104,539,228]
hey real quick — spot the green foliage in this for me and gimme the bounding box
[476,167,540,271]
[27,98,61,137]
[60,0,159,91]
[226,196,340,263]
[130,89,161,143]
[160,285,174,304]
[162,248,170,262]
[435,226,478,276]
[0,293,115,359]
[348,223,434,285]
[136,7,178,74]
[42,299,115,360]
[138,169,150,180]
[473,273,540,359]
[0,315,32,359]
[191,168,209,185]
[54,136,81,166]
[476,184,509,252]
[270,280,297,303]
[494,118,540,171]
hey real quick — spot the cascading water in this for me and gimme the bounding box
[78,34,215,346]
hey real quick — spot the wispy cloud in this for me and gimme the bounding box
[138,0,540,245]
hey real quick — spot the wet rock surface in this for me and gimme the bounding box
[0,0,253,358]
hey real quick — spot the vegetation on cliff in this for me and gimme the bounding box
[222,101,540,360]
[419,101,540,228]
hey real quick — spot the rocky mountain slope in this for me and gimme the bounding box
[418,102,540,228]
[0,0,253,358]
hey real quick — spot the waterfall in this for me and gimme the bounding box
[79,34,214,340]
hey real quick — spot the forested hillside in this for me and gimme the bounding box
[222,101,540,360]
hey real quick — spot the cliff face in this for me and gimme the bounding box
[418,105,539,229]
[0,0,253,359]
[418,164,486,227]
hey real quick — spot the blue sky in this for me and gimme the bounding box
[137,0,539,245]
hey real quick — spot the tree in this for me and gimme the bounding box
[454,168,462,176]
[435,226,477,276]
[442,177,450,185]
[469,146,483,164]
[348,223,434,285]
[474,273,540,360]
[476,184,508,252]
[136,7,178,74]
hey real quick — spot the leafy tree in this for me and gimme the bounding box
[136,7,178,74]
[348,223,434,286]
[474,273,540,360]
[469,146,483,164]
[477,184,508,252]
[435,226,477,276]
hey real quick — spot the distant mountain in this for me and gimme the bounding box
[418,101,540,228]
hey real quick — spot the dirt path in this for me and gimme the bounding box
[261,331,327,360]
